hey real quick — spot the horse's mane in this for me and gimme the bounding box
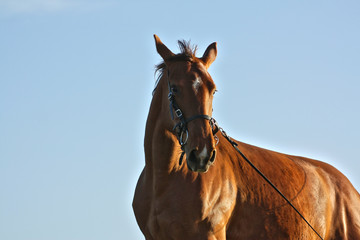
[153,40,198,94]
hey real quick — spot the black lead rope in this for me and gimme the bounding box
[218,127,324,240]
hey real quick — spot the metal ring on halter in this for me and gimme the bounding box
[214,135,219,146]
[179,130,189,146]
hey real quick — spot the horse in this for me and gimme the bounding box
[132,35,360,240]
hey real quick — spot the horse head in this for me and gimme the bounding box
[154,35,218,173]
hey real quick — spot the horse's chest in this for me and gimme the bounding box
[147,191,234,239]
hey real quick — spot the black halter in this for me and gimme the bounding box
[167,75,219,165]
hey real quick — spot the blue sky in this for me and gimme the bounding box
[1,1,359,239]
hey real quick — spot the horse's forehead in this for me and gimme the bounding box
[192,61,208,74]
[192,62,214,86]
[172,60,213,87]
[173,60,206,74]
[171,60,191,72]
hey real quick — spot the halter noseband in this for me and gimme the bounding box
[167,73,219,165]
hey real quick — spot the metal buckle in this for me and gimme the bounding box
[168,92,173,100]
[179,130,189,146]
[175,109,183,118]
[210,118,219,134]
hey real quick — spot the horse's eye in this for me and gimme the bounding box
[213,90,218,95]
[171,86,178,93]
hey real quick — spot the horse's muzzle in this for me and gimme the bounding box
[187,148,216,173]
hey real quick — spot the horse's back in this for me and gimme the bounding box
[226,142,360,239]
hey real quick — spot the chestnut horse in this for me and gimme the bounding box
[133,35,360,239]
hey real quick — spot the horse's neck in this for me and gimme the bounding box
[144,77,179,172]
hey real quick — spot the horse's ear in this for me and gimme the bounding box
[201,42,217,69]
[154,34,174,61]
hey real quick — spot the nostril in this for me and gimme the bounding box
[189,150,197,163]
[210,149,216,163]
